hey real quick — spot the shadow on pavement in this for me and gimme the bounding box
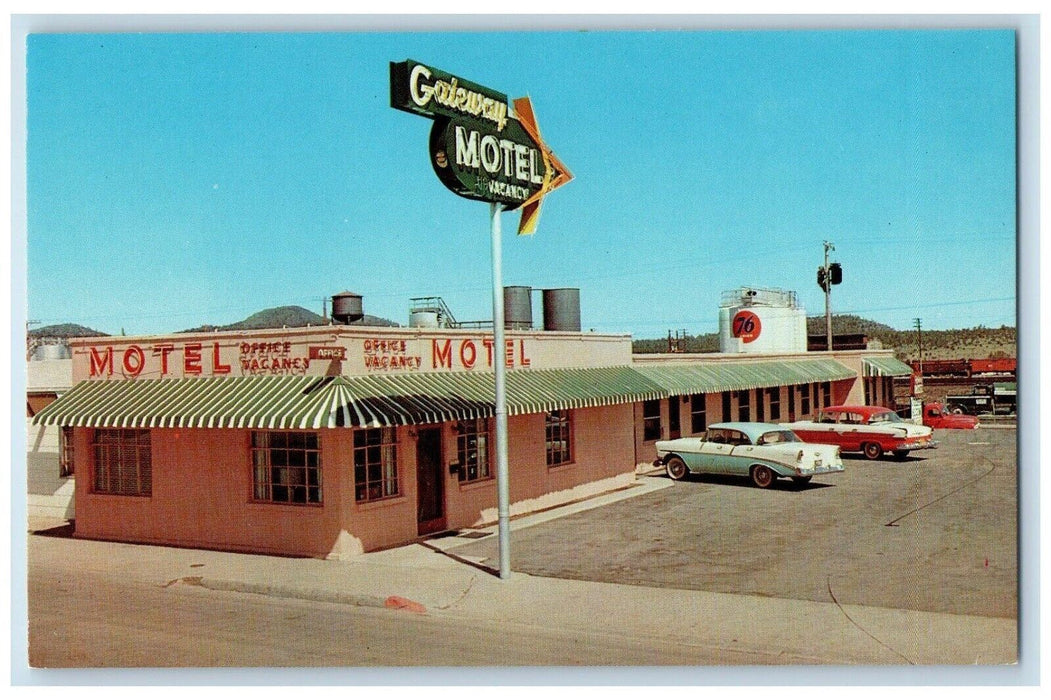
[676,474,836,491]
[419,540,500,577]
[31,521,75,538]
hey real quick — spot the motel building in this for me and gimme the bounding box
[30,288,912,559]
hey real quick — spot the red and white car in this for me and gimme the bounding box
[783,405,936,460]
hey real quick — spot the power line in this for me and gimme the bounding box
[832,296,1016,315]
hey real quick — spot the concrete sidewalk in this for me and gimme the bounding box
[27,478,1016,666]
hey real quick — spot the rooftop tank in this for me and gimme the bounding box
[331,291,364,324]
[718,286,807,353]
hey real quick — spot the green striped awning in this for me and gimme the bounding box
[31,375,357,430]
[31,366,668,430]
[328,366,665,426]
[633,358,857,396]
[862,356,915,377]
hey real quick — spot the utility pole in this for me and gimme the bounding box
[914,317,923,376]
[822,241,835,350]
[816,242,842,351]
[913,317,924,398]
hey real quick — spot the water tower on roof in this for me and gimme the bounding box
[330,291,364,324]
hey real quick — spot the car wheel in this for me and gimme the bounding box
[750,465,776,489]
[791,476,812,487]
[951,406,964,415]
[863,442,884,460]
[892,450,909,460]
[665,456,689,481]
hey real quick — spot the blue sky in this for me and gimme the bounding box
[25,29,1017,336]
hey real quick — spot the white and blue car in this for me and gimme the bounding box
[654,422,844,488]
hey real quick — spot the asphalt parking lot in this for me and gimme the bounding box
[449,427,1017,619]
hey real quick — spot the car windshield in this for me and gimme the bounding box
[757,430,801,445]
[869,411,903,423]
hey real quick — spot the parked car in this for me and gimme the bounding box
[922,402,980,430]
[653,422,844,489]
[784,405,935,460]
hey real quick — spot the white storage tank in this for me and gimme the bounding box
[31,342,72,361]
[409,311,440,328]
[718,287,807,353]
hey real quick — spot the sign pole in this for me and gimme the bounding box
[390,61,572,581]
[490,201,512,580]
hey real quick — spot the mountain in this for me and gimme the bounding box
[179,305,400,333]
[29,323,108,338]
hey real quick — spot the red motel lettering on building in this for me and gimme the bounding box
[239,341,307,375]
[431,338,531,370]
[362,338,422,371]
[89,342,232,378]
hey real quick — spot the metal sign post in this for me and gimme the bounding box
[390,59,571,581]
[489,202,512,579]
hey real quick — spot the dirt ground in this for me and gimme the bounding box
[450,427,1017,618]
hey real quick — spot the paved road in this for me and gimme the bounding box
[450,428,1017,618]
[27,557,790,667]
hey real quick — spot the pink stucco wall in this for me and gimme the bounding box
[72,402,636,558]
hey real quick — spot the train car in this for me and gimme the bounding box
[970,358,1016,376]
[910,359,971,378]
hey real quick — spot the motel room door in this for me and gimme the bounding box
[668,397,682,439]
[416,427,446,535]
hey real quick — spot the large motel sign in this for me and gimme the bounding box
[390,59,572,580]
[390,59,571,234]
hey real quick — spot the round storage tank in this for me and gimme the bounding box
[719,304,807,353]
[410,310,440,328]
[542,288,581,332]
[504,286,533,330]
[31,343,72,361]
[331,291,363,324]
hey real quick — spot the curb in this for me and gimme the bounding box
[193,577,430,613]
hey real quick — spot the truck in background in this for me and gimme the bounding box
[943,383,1016,416]
[921,403,980,429]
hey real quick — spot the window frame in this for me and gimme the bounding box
[689,393,707,434]
[642,399,662,442]
[456,418,492,483]
[545,409,574,468]
[727,429,750,446]
[59,426,74,478]
[738,390,751,422]
[92,428,151,497]
[353,427,400,503]
[768,387,781,421]
[251,430,322,506]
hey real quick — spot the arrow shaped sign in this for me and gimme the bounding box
[512,96,573,235]
[390,60,571,235]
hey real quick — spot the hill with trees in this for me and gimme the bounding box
[633,314,1016,362]
[29,307,400,339]
[29,323,108,338]
[179,306,399,333]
